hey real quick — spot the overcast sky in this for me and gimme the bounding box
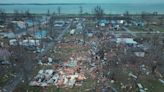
[0,0,164,4]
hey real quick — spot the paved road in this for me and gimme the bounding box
[122,27,137,37]
[131,31,164,34]
[123,27,164,36]
[1,21,71,92]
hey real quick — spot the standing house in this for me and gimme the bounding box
[21,40,40,46]
[54,20,65,29]
[9,39,40,46]
[116,38,137,46]
[12,21,26,30]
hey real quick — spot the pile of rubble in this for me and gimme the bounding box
[29,57,86,88]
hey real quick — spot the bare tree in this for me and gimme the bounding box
[141,11,152,27]
[94,6,104,20]
[124,11,130,23]
[46,9,50,31]
[49,16,55,38]
[57,6,61,16]
[13,10,20,20]
[0,9,6,23]
[47,9,50,16]
[124,11,129,17]
[25,9,32,19]
[144,33,164,76]
[79,6,83,17]
[153,11,158,16]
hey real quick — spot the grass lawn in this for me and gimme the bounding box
[128,25,164,32]
[149,25,164,32]
[139,76,164,92]
[128,26,145,32]
[104,66,164,92]
[0,66,15,88]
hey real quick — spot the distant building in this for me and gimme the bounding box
[25,20,39,27]
[97,19,109,27]
[12,21,26,29]
[54,21,65,29]
[9,39,40,46]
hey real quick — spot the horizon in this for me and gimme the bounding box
[1,0,164,4]
[0,3,164,4]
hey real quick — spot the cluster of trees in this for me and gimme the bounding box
[0,9,7,23]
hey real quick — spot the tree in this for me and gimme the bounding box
[25,9,32,19]
[57,6,61,16]
[159,16,164,26]
[94,6,104,20]
[153,11,158,16]
[145,33,163,76]
[79,6,83,17]
[141,11,152,26]
[13,10,20,20]
[47,9,50,16]
[124,11,130,23]
[148,33,163,62]
[124,11,129,17]
[46,9,50,31]
[49,16,55,38]
[0,9,7,23]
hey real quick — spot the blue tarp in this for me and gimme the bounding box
[26,20,39,27]
[34,30,47,39]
